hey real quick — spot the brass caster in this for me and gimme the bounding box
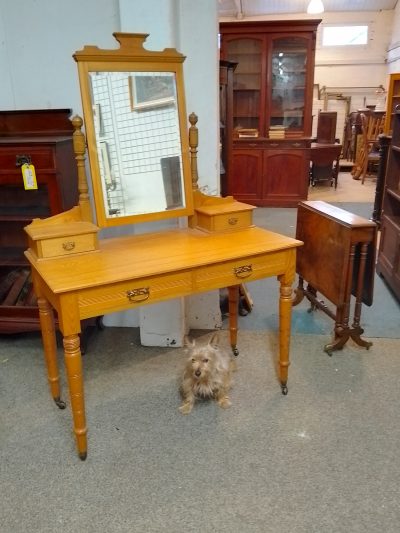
[79,451,87,461]
[54,397,66,409]
[232,346,239,357]
[281,384,288,395]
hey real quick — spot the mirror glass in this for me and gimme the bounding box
[90,71,185,219]
[74,33,193,228]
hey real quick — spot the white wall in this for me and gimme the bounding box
[387,1,400,72]
[0,0,119,113]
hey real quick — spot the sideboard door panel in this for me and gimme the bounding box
[263,150,309,205]
[230,150,263,201]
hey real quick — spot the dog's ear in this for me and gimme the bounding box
[208,331,220,348]
[183,335,195,349]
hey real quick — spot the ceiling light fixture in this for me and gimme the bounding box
[307,0,324,14]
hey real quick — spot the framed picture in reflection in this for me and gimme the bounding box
[129,74,176,111]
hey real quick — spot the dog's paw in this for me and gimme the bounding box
[218,397,232,409]
[179,403,193,415]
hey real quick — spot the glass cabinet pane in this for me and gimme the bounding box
[225,38,262,135]
[270,36,308,135]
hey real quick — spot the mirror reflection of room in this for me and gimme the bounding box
[89,71,184,218]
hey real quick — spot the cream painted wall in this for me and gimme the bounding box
[387,1,400,72]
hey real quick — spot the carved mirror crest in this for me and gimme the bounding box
[73,33,194,227]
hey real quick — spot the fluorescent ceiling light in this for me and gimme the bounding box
[307,0,324,14]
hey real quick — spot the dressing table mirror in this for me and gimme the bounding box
[23,33,302,460]
[73,33,193,227]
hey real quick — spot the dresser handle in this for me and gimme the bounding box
[269,143,279,147]
[127,287,150,303]
[234,265,253,278]
[62,241,75,251]
[291,142,302,147]
[228,217,238,225]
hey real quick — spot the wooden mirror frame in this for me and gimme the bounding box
[73,32,194,228]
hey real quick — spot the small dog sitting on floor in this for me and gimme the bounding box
[179,332,235,414]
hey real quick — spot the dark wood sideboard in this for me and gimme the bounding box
[0,109,79,334]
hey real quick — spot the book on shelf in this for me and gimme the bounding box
[237,128,259,138]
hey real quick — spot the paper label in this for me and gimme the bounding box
[21,163,38,190]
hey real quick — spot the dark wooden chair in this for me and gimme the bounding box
[316,111,337,144]
[309,143,342,189]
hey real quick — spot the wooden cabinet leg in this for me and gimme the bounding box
[37,297,65,409]
[278,276,293,395]
[63,334,87,460]
[227,285,239,356]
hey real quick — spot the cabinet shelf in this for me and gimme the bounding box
[0,247,28,266]
[386,187,400,201]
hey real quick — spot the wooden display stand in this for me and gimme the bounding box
[293,201,377,355]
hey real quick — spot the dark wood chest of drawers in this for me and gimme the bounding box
[0,109,78,333]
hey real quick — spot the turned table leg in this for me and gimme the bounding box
[63,334,87,460]
[37,297,65,409]
[278,275,293,395]
[227,285,239,356]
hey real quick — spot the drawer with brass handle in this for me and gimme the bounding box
[25,221,100,259]
[78,271,192,319]
[194,201,255,233]
[194,251,291,291]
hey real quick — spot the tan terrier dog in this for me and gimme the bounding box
[179,331,235,414]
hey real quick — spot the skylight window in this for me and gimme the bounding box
[322,25,368,46]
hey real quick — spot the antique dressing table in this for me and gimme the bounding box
[24,34,302,460]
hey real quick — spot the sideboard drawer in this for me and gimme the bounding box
[0,147,55,170]
[194,251,290,291]
[78,271,192,318]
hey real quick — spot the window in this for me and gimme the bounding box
[322,25,368,46]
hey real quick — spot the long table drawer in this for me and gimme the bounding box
[194,251,291,292]
[78,271,192,319]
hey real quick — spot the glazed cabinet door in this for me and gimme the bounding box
[221,35,267,136]
[269,34,314,137]
[229,149,263,202]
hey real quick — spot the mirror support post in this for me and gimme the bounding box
[189,112,199,190]
[72,115,93,223]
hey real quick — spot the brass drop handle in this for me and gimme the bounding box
[62,241,76,251]
[126,287,150,303]
[234,264,253,278]
[228,217,238,225]
[291,142,302,147]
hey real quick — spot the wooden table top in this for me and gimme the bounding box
[25,226,302,294]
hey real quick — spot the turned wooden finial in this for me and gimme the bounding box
[72,115,93,223]
[189,112,199,190]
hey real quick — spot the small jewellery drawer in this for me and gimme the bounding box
[195,252,289,291]
[0,147,55,170]
[78,272,192,318]
[194,200,255,233]
[196,210,253,232]
[35,233,98,259]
